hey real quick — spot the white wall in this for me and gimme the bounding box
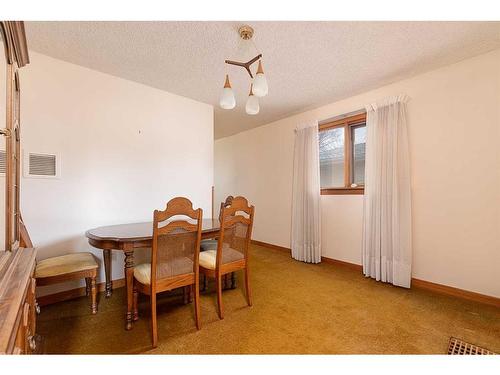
[215,49,500,298]
[21,52,214,296]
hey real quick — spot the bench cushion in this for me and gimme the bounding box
[35,252,98,278]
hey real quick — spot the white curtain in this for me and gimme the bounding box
[291,122,321,263]
[362,95,412,288]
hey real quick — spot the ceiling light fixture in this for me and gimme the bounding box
[219,25,268,115]
[245,84,260,115]
[219,74,236,109]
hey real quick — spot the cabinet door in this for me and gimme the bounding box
[0,24,8,252]
[0,22,21,252]
[10,72,20,249]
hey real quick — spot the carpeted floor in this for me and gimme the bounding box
[36,245,500,354]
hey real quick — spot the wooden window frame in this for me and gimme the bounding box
[319,112,366,195]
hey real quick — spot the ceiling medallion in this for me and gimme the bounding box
[219,25,268,115]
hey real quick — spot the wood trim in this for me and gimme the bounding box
[321,187,364,195]
[250,239,290,253]
[1,21,29,253]
[344,122,352,186]
[37,278,126,307]
[19,215,32,248]
[5,62,14,251]
[319,112,366,194]
[211,186,215,219]
[322,257,499,308]
[14,71,21,247]
[36,267,98,287]
[0,248,36,354]
[253,240,500,308]
[411,278,500,308]
[321,256,363,271]
[350,122,365,189]
[0,252,12,281]
[319,112,366,131]
[0,22,14,65]
[5,21,29,68]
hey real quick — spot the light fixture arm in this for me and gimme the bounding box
[225,53,262,78]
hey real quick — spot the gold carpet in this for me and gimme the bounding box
[36,245,500,354]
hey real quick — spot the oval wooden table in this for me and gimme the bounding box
[85,219,220,330]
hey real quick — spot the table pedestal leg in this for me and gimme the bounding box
[124,249,134,331]
[103,249,112,298]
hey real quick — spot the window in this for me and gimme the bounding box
[319,113,366,195]
[319,127,344,188]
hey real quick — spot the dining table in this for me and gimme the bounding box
[85,218,220,330]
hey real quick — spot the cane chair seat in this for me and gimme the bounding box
[35,252,98,278]
[134,257,194,285]
[199,246,244,270]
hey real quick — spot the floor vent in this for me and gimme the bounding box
[448,337,496,355]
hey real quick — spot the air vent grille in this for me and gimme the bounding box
[28,153,57,177]
[0,150,5,174]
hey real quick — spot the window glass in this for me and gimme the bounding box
[352,125,366,185]
[319,127,344,188]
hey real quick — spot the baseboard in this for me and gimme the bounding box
[252,239,500,308]
[321,256,363,272]
[251,239,290,253]
[37,278,126,306]
[411,278,499,308]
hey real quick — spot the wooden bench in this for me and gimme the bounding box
[35,253,99,314]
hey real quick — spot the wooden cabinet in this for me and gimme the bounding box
[0,22,36,355]
[0,248,37,354]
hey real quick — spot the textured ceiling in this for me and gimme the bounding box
[25,21,500,139]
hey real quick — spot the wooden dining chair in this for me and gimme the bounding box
[200,195,234,290]
[132,197,203,348]
[201,196,233,250]
[199,196,254,319]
